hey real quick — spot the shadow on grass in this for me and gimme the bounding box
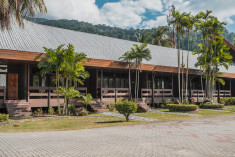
[96,120,124,124]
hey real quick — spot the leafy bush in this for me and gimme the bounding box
[107,104,115,112]
[183,98,189,105]
[200,104,224,109]
[220,97,235,106]
[203,98,214,104]
[48,107,54,115]
[68,104,76,115]
[0,114,9,122]
[167,104,198,112]
[75,107,88,116]
[56,107,64,115]
[34,108,43,116]
[161,99,174,108]
[115,99,137,121]
[79,94,95,110]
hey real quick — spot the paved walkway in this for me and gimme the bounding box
[0,115,235,157]
[101,112,157,121]
[151,110,202,117]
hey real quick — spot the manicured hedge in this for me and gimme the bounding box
[220,97,235,106]
[166,104,198,112]
[0,114,9,122]
[200,104,224,109]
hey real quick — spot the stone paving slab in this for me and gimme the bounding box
[0,115,235,157]
[101,112,157,121]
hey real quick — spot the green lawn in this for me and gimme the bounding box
[136,112,195,121]
[0,115,146,133]
[137,109,235,120]
[224,106,235,112]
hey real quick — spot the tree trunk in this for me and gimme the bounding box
[186,32,190,101]
[177,34,181,103]
[182,49,184,102]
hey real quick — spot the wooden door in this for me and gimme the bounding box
[8,73,18,99]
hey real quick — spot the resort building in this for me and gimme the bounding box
[0,20,235,116]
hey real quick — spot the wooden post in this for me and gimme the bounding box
[230,80,232,97]
[197,90,199,103]
[115,89,117,103]
[48,87,51,107]
[218,82,220,103]
[151,72,154,108]
[171,74,174,99]
[26,64,30,102]
[101,69,103,101]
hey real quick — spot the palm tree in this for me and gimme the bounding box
[79,94,95,110]
[136,33,151,43]
[168,11,187,103]
[119,51,134,99]
[151,26,172,47]
[185,13,195,100]
[36,45,65,114]
[60,44,89,114]
[130,43,151,100]
[0,0,47,30]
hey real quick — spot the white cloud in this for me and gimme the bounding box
[44,0,106,25]
[43,0,235,30]
[141,16,168,29]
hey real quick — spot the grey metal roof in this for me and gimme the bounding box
[0,19,235,74]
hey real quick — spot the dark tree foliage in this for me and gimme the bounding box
[30,18,235,51]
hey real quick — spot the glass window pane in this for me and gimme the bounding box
[103,78,108,88]
[109,78,114,88]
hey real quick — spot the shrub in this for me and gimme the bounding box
[167,104,198,112]
[107,104,115,112]
[183,98,189,105]
[48,107,54,115]
[202,98,214,104]
[220,97,235,106]
[56,107,64,115]
[115,99,137,121]
[68,104,76,115]
[34,108,43,116]
[200,104,224,109]
[161,99,174,108]
[0,114,9,122]
[75,107,88,116]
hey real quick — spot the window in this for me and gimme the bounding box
[0,74,6,87]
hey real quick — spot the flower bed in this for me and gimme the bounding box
[200,104,224,109]
[166,104,198,112]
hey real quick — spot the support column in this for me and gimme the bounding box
[101,69,103,101]
[218,82,220,103]
[26,64,30,102]
[151,72,155,108]
[171,74,174,99]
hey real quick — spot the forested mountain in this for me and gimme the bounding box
[30,18,235,51]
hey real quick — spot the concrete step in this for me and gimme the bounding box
[5,100,32,117]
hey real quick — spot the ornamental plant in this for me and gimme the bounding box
[115,99,138,122]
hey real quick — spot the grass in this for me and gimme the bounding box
[224,106,235,112]
[137,109,235,120]
[137,112,195,121]
[0,115,146,133]
[1,108,235,133]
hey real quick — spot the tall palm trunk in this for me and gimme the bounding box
[177,34,181,103]
[186,32,190,101]
[182,49,184,102]
[135,59,138,101]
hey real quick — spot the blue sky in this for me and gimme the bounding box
[43,0,235,32]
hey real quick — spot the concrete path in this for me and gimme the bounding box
[0,115,235,157]
[101,112,157,122]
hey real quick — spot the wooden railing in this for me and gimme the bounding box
[100,88,130,102]
[141,89,173,98]
[29,87,87,107]
[0,86,6,108]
